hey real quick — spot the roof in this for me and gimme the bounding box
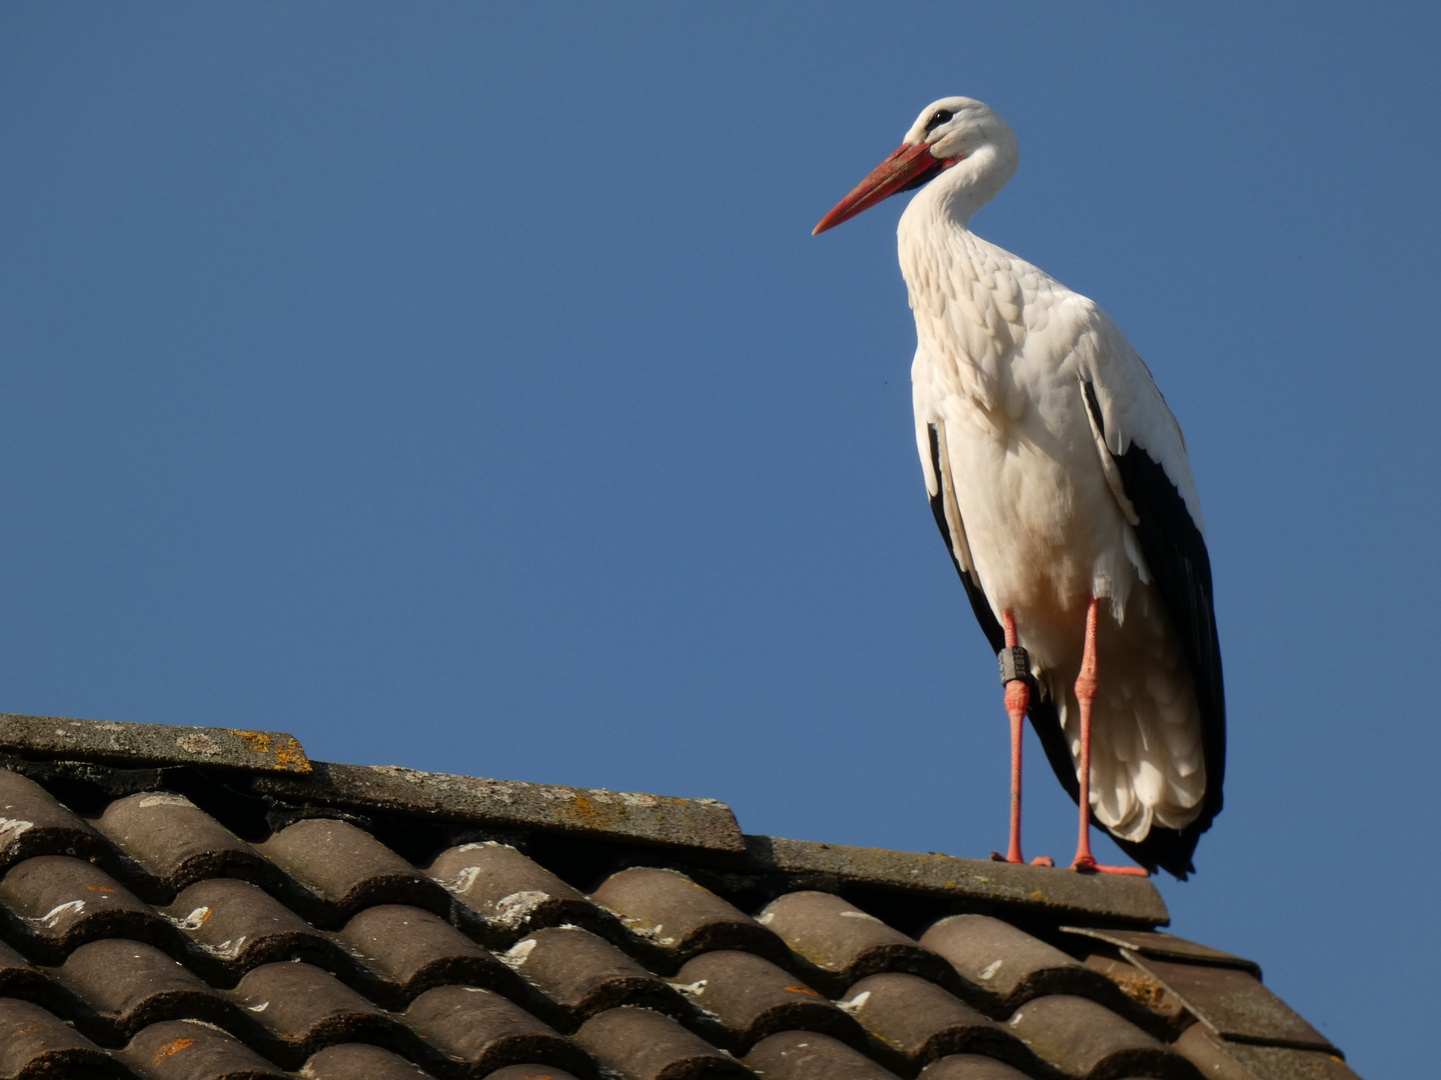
[0,713,1354,1080]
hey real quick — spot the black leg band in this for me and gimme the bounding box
[998,646,1031,685]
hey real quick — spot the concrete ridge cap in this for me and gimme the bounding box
[254,759,749,854]
[0,712,311,774]
[744,834,1170,928]
[0,714,1166,924]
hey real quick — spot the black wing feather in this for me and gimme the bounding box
[927,424,1004,654]
[1082,383,1226,879]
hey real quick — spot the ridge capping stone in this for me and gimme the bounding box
[746,835,1170,928]
[255,761,749,854]
[0,713,312,774]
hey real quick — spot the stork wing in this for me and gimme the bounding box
[1076,313,1226,876]
[921,420,1003,653]
[920,417,1072,802]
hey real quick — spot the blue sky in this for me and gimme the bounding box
[2,4,1436,1075]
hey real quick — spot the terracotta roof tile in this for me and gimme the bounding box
[1080,949,1190,1031]
[0,996,125,1078]
[120,1017,288,1079]
[1003,994,1194,1078]
[0,715,1352,1080]
[54,938,234,1037]
[671,948,860,1050]
[0,855,168,959]
[916,1055,1034,1079]
[335,902,516,1005]
[230,960,409,1065]
[93,791,277,900]
[0,936,54,1002]
[756,891,953,995]
[484,1067,586,1080]
[591,866,784,968]
[1062,927,1261,976]
[484,1067,585,1078]
[163,877,339,972]
[0,771,110,871]
[1128,953,1333,1052]
[919,914,1122,1013]
[403,984,584,1074]
[504,924,683,1020]
[838,972,1026,1072]
[1174,1025,1360,1080]
[426,841,597,939]
[254,818,448,921]
[746,1030,900,1079]
[300,1042,434,1079]
[574,1005,751,1080]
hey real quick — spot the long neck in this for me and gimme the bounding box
[910,141,1016,228]
[896,149,1023,414]
[896,159,998,302]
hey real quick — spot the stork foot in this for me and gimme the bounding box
[1070,854,1149,877]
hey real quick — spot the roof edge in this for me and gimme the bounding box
[254,761,750,854]
[0,714,1171,927]
[0,713,311,774]
[747,835,1170,928]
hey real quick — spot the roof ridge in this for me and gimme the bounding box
[0,712,1169,928]
[0,713,311,774]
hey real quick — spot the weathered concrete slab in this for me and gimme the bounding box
[746,835,1170,928]
[0,714,311,774]
[254,761,749,854]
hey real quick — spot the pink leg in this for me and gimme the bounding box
[1071,598,1148,877]
[992,611,1053,868]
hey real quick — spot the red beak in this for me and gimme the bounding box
[813,141,947,235]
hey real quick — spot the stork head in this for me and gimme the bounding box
[813,96,1018,235]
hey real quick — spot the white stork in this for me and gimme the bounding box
[814,98,1224,878]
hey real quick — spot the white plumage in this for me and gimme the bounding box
[816,97,1224,877]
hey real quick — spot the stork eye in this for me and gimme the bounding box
[925,109,954,133]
